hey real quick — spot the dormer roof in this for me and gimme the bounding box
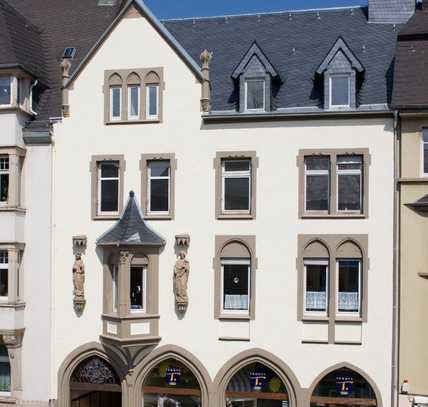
[97,191,165,247]
[232,42,278,80]
[317,38,364,75]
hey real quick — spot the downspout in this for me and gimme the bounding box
[392,109,401,407]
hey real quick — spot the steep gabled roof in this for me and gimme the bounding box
[231,42,278,79]
[97,191,165,247]
[317,37,364,74]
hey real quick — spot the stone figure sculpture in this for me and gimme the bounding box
[73,253,86,312]
[174,251,190,311]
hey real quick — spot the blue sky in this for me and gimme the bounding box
[144,0,368,20]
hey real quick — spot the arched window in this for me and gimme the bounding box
[108,73,123,121]
[127,72,141,120]
[311,367,378,406]
[142,358,201,407]
[144,71,160,120]
[0,345,10,395]
[225,362,290,407]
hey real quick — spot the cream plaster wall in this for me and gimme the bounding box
[51,9,394,405]
[401,119,428,179]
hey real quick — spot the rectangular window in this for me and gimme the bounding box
[130,266,146,312]
[98,161,120,215]
[305,156,330,212]
[245,79,265,111]
[146,84,159,119]
[221,259,250,315]
[337,259,361,315]
[112,266,118,313]
[0,157,9,204]
[148,160,170,214]
[0,346,10,394]
[422,130,428,175]
[337,155,363,212]
[0,77,11,106]
[110,86,122,121]
[304,260,328,315]
[0,251,8,300]
[222,159,251,213]
[128,85,140,120]
[330,75,350,107]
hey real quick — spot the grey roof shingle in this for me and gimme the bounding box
[97,191,165,247]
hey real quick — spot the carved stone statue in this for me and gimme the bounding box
[174,251,190,310]
[73,254,86,312]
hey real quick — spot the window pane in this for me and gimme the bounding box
[423,130,428,143]
[100,179,119,212]
[150,179,169,212]
[305,264,327,312]
[337,155,362,170]
[150,160,169,177]
[100,162,119,178]
[148,85,158,117]
[306,174,329,211]
[338,174,361,211]
[224,178,250,211]
[338,260,360,313]
[331,76,350,106]
[129,86,139,117]
[305,156,329,171]
[223,264,249,311]
[0,270,8,298]
[0,252,7,264]
[0,158,8,171]
[0,175,8,202]
[0,77,11,105]
[111,87,121,118]
[130,267,144,310]
[112,267,118,312]
[224,160,250,172]
[246,80,264,110]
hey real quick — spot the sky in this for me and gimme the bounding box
[143,0,368,20]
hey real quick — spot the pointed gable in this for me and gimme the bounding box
[97,191,165,247]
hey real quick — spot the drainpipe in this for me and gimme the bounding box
[392,109,401,407]
[200,49,213,113]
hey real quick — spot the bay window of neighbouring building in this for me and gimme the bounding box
[130,265,146,312]
[304,156,330,212]
[0,251,8,300]
[0,77,11,106]
[0,346,10,396]
[0,246,24,304]
[304,260,328,316]
[221,259,251,315]
[422,129,428,176]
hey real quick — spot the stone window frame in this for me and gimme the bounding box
[298,148,370,219]
[90,155,126,220]
[214,151,258,220]
[101,248,160,343]
[140,153,176,220]
[0,147,25,211]
[297,235,369,343]
[213,236,258,320]
[0,243,25,306]
[104,68,164,125]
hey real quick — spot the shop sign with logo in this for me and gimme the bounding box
[336,376,353,396]
[166,367,181,386]
[250,372,267,391]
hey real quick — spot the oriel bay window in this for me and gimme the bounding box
[215,152,258,219]
[0,251,8,300]
[299,149,369,218]
[130,265,147,312]
[0,77,11,106]
[0,245,24,304]
[422,129,428,176]
[0,148,25,209]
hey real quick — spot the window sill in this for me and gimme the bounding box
[92,214,120,221]
[335,316,363,323]
[301,213,366,219]
[219,336,250,342]
[102,312,160,321]
[144,214,173,221]
[398,177,428,184]
[218,314,251,321]
[0,302,25,310]
[0,207,26,214]
[105,119,161,125]
[217,213,255,220]
[301,315,329,322]
[0,396,15,404]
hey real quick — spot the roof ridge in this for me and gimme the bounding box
[162,5,366,22]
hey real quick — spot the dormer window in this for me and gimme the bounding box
[245,79,265,112]
[0,77,11,106]
[330,74,351,108]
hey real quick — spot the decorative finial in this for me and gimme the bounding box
[130,190,135,198]
[200,49,213,68]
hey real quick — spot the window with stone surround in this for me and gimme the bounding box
[0,148,25,209]
[0,245,24,304]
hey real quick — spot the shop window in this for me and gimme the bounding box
[142,359,201,407]
[225,362,289,407]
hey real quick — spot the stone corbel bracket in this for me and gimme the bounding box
[73,235,87,255]
[175,234,190,248]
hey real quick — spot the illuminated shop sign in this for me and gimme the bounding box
[250,372,267,391]
[166,368,181,386]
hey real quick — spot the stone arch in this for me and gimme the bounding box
[336,239,364,259]
[217,238,255,261]
[133,345,213,407]
[126,72,141,86]
[145,71,160,84]
[303,239,330,258]
[307,362,382,407]
[109,73,123,86]
[213,348,302,407]
[57,342,128,407]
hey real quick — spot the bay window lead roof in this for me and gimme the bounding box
[97,191,165,247]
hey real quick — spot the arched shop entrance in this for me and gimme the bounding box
[310,366,379,406]
[142,358,202,407]
[225,362,291,407]
[70,356,121,407]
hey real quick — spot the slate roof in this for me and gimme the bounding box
[97,191,165,247]
[164,7,399,112]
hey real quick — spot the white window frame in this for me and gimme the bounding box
[147,160,170,215]
[130,266,147,313]
[304,157,330,213]
[244,78,266,112]
[336,259,362,317]
[329,74,351,109]
[421,129,428,177]
[303,259,329,317]
[112,265,118,313]
[220,258,251,316]
[336,156,363,213]
[146,84,159,120]
[127,85,140,120]
[0,251,8,302]
[0,156,9,207]
[109,85,122,121]
[97,161,120,216]
[0,76,12,107]
[221,159,251,214]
